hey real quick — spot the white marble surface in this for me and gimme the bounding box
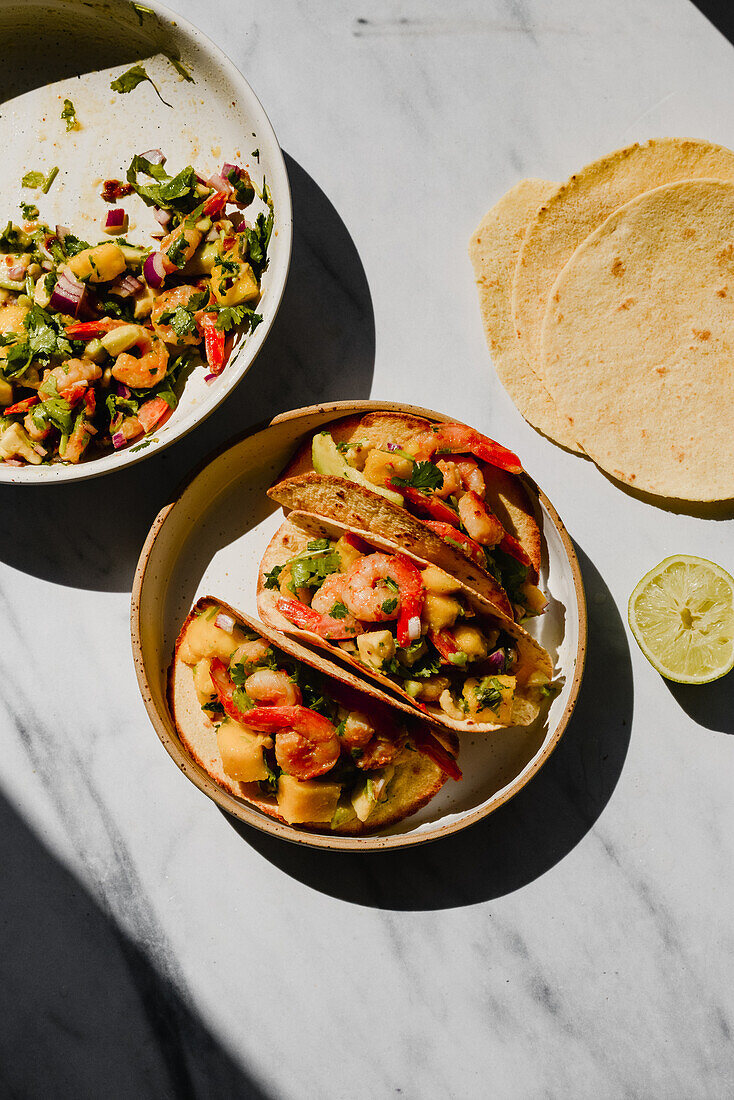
[2,0,734,1096]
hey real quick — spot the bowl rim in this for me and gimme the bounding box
[0,0,293,485]
[131,399,588,852]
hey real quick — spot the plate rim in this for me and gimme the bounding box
[131,399,588,852]
[0,0,293,484]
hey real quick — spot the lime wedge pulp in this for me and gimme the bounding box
[628,555,734,684]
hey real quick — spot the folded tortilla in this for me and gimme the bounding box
[169,596,454,834]
[269,410,542,609]
[257,514,554,734]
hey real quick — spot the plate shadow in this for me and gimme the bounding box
[0,152,375,592]
[0,789,271,1098]
[228,543,633,910]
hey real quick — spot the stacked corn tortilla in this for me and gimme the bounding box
[469,138,734,501]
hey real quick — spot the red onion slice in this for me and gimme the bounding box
[143,251,166,288]
[56,224,71,240]
[104,208,127,233]
[214,612,236,633]
[7,262,25,280]
[153,207,171,228]
[208,173,233,196]
[50,271,86,317]
[140,148,165,165]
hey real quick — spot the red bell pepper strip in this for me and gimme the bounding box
[422,520,487,569]
[276,596,363,640]
[209,658,250,724]
[65,318,123,339]
[4,395,39,416]
[83,388,96,417]
[344,530,373,554]
[199,312,226,374]
[202,190,228,217]
[137,396,172,434]
[59,381,89,407]
[410,728,462,781]
[394,484,460,525]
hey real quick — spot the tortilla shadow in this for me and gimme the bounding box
[226,542,632,909]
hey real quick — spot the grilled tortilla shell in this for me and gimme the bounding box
[169,597,454,834]
[257,514,554,734]
[270,410,542,577]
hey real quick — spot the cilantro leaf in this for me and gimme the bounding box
[168,57,195,83]
[329,602,349,619]
[263,565,283,590]
[381,597,398,615]
[61,99,78,132]
[163,306,198,338]
[110,64,172,109]
[19,202,38,220]
[21,171,45,188]
[391,460,444,492]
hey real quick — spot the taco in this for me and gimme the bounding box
[268,411,546,621]
[169,596,460,834]
[257,511,555,734]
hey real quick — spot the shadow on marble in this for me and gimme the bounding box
[230,544,634,910]
[0,790,271,1098]
[0,152,375,593]
[690,0,734,47]
[665,674,734,735]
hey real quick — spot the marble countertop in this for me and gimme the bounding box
[2,0,734,1096]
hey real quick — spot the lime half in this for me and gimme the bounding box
[628,555,734,684]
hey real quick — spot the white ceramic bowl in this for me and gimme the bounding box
[0,0,292,483]
[132,401,587,851]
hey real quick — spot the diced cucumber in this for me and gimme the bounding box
[311,432,404,507]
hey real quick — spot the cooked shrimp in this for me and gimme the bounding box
[159,225,203,273]
[457,491,504,547]
[233,706,341,781]
[230,638,271,668]
[409,423,523,474]
[244,668,301,706]
[46,357,102,388]
[342,552,424,646]
[151,285,205,346]
[277,596,362,640]
[454,457,485,496]
[340,710,375,749]
[111,330,169,388]
[357,729,406,770]
[434,459,462,500]
[310,574,348,615]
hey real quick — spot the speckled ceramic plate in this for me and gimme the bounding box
[0,0,292,483]
[132,401,587,851]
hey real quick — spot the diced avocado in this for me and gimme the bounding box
[404,680,422,698]
[119,243,150,267]
[311,432,404,507]
[182,240,219,276]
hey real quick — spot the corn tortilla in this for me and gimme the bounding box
[512,138,734,370]
[257,513,553,733]
[469,178,581,452]
[169,597,453,834]
[540,178,734,501]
